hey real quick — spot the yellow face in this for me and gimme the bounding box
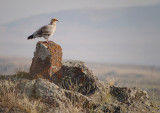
[51,18,59,22]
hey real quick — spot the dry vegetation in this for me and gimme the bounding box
[0,57,160,112]
[0,80,46,113]
[0,70,160,112]
[88,63,160,101]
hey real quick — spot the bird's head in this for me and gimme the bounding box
[51,18,59,22]
[50,18,58,25]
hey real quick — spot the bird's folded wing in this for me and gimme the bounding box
[33,25,53,37]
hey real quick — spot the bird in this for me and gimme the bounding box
[27,18,59,43]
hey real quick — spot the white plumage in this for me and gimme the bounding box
[28,18,58,42]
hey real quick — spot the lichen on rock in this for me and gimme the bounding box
[29,41,62,79]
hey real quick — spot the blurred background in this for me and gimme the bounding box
[0,0,160,100]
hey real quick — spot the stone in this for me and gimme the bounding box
[101,103,121,113]
[29,41,102,95]
[26,78,94,110]
[0,76,94,111]
[29,41,62,79]
[52,60,100,95]
[34,78,69,108]
[110,86,150,105]
[18,79,36,97]
[0,74,157,113]
[34,78,93,109]
[0,107,27,113]
[0,106,10,113]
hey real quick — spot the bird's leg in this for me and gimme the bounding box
[46,39,49,43]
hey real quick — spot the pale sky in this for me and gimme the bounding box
[0,0,160,66]
[0,0,160,24]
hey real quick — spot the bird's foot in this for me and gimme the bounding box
[46,39,49,44]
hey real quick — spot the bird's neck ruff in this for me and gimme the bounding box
[49,21,56,25]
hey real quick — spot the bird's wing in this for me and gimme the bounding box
[33,25,54,37]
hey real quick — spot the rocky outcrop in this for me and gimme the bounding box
[34,78,94,109]
[110,86,150,105]
[29,42,101,95]
[52,60,100,95]
[0,69,157,113]
[0,107,27,113]
[30,41,62,79]
[0,41,158,112]
[0,76,94,112]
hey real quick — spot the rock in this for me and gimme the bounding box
[0,106,10,113]
[18,79,36,97]
[101,103,121,113]
[29,41,62,79]
[34,78,93,109]
[0,74,157,113]
[29,41,101,95]
[9,107,27,113]
[0,76,94,112]
[34,78,69,108]
[44,108,70,113]
[0,106,27,113]
[110,86,150,105]
[52,60,100,95]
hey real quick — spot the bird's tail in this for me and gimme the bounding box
[27,35,34,40]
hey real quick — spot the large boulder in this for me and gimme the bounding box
[34,78,93,109]
[29,41,62,79]
[0,76,94,112]
[52,60,100,95]
[29,41,102,95]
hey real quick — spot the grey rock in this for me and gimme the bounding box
[110,86,150,105]
[0,60,156,113]
[34,78,69,108]
[34,78,93,109]
[0,106,27,113]
[18,79,36,97]
[52,60,100,95]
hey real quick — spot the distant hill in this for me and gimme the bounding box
[1,5,160,66]
[0,56,31,74]
[87,62,160,100]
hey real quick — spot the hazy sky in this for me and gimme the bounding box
[0,0,160,24]
[0,0,160,66]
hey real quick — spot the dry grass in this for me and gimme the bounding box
[149,89,160,112]
[90,84,115,106]
[101,92,115,104]
[67,102,82,113]
[0,82,46,113]
[14,71,32,80]
[151,100,160,112]
[106,77,116,86]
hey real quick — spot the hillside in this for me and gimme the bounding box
[0,56,31,75]
[88,63,160,102]
[0,40,160,112]
[0,60,159,112]
[0,56,160,101]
